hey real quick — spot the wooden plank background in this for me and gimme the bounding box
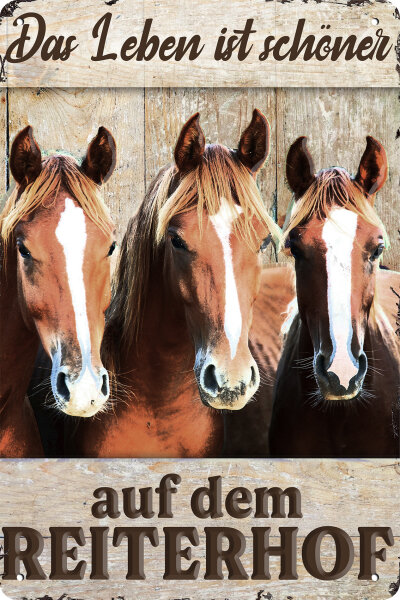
[0,0,398,87]
[0,458,398,599]
[1,87,399,269]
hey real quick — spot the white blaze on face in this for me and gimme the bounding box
[210,198,243,359]
[322,208,358,389]
[55,198,91,375]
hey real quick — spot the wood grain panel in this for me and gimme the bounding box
[0,459,399,598]
[0,88,7,210]
[0,459,399,533]
[0,0,397,87]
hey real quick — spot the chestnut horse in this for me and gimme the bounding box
[72,109,281,457]
[0,126,116,456]
[269,136,400,457]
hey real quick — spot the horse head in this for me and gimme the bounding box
[161,110,279,409]
[5,126,117,416]
[285,135,388,401]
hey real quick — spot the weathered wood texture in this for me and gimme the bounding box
[0,88,6,197]
[0,458,399,599]
[0,0,398,87]
[1,87,399,268]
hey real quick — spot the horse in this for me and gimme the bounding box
[269,135,400,458]
[71,109,282,458]
[0,125,117,456]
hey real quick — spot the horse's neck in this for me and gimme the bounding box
[118,255,197,407]
[271,306,399,457]
[63,234,219,458]
[88,254,223,458]
[0,243,39,402]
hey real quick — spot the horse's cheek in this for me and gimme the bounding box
[91,266,111,313]
[175,266,195,305]
[17,266,39,318]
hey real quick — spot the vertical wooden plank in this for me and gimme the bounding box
[144,88,278,261]
[0,88,8,210]
[7,88,146,241]
[276,88,400,270]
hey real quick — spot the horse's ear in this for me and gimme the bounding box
[237,108,270,174]
[174,113,205,173]
[355,136,387,200]
[286,136,316,200]
[10,125,42,187]
[81,126,117,185]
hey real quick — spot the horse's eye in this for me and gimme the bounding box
[259,234,272,253]
[170,234,188,251]
[17,241,31,259]
[371,243,385,261]
[289,242,302,259]
[107,241,116,257]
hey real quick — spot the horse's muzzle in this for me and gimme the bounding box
[194,352,260,410]
[314,351,368,401]
[51,365,110,417]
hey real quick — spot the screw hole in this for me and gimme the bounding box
[371,573,379,581]
[17,573,24,581]
[16,18,24,26]
[372,17,379,25]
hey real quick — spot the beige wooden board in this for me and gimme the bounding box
[275,88,400,270]
[1,537,399,599]
[0,459,399,598]
[0,0,398,88]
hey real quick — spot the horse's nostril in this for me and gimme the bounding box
[101,373,109,397]
[202,364,220,396]
[56,371,70,402]
[358,352,368,379]
[250,365,257,386]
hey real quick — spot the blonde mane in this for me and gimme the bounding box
[283,167,388,245]
[1,155,113,245]
[105,144,281,367]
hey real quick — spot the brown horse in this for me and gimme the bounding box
[73,109,281,457]
[0,126,116,456]
[269,136,400,457]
